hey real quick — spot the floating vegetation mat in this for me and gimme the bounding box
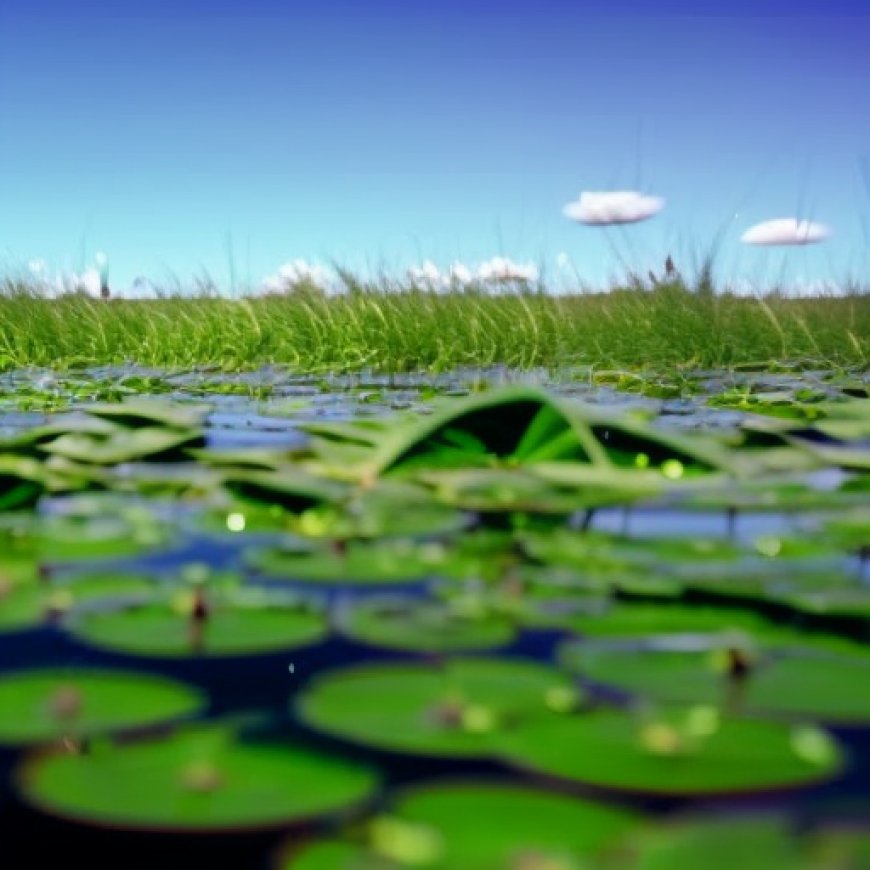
[0,366,868,868]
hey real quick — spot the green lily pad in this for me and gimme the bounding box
[825,509,870,553]
[370,387,728,479]
[0,572,155,633]
[770,587,870,621]
[0,455,45,511]
[373,389,603,475]
[339,597,517,653]
[40,425,205,465]
[247,539,447,585]
[282,840,368,869]
[285,781,638,869]
[551,602,786,640]
[221,467,349,512]
[282,480,468,540]
[804,825,870,869]
[28,512,172,562]
[500,707,842,795]
[386,782,637,868]
[621,815,802,870]
[416,467,609,514]
[18,724,377,831]
[296,657,581,758]
[84,398,211,430]
[563,641,870,723]
[0,669,204,745]
[66,587,327,657]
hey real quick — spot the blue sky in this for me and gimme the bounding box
[1,0,869,293]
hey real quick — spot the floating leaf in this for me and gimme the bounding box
[66,587,327,657]
[296,658,580,757]
[338,596,517,653]
[19,724,377,830]
[500,707,841,795]
[0,669,204,745]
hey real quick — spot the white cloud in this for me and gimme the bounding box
[94,251,108,267]
[54,268,102,297]
[740,218,831,246]
[28,258,46,275]
[405,260,475,289]
[407,260,443,285]
[556,252,571,270]
[562,190,665,225]
[448,262,472,284]
[476,256,538,283]
[260,259,335,293]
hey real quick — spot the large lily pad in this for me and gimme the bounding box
[563,641,870,723]
[220,467,348,513]
[286,781,638,868]
[25,511,173,562]
[371,387,729,479]
[0,669,204,745]
[296,657,581,758]
[247,539,447,586]
[18,724,377,831]
[500,707,842,795]
[0,455,45,511]
[66,587,327,657]
[0,571,156,634]
[39,426,205,465]
[83,398,211,430]
[619,815,802,870]
[338,597,517,653]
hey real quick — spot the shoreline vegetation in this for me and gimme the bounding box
[1,276,867,372]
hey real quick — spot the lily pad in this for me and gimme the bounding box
[0,669,204,745]
[66,587,327,657]
[0,572,156,633]
[563,641,870,723]
[247,539,447,586]
[286,780,638,869]
[500,707,842,795]
[296,657,581,758]
[285,480,468,540]
[27,512,173,562]
[620,815,802,870]
[83,398,211,430]
[338,597,517,653]
[0,455,45,511]
[18,724,377,831]
[416,467,610,514]
[40,426,205,465]
[220,467,348,512]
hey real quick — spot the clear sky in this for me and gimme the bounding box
[1,0,869,293]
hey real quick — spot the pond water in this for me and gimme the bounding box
[0,365,868,869]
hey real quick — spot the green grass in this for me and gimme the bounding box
[0,276,867,372]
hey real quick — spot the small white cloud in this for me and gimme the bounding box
[78,268,103,296]
[406,261,475,289]
[94,251,108,267]
[407,260,443,285]
[55,268,102,297]
[556,252,571,270]
[447,262,473,284]
[562,190,665,225]
[740,218,831,246]
[476,256,538,283]
[28,258,47,275]
[261,259,334,292]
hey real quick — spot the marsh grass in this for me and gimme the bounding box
[0,274,867,373]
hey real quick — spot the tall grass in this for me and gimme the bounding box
[0,276,867,373]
